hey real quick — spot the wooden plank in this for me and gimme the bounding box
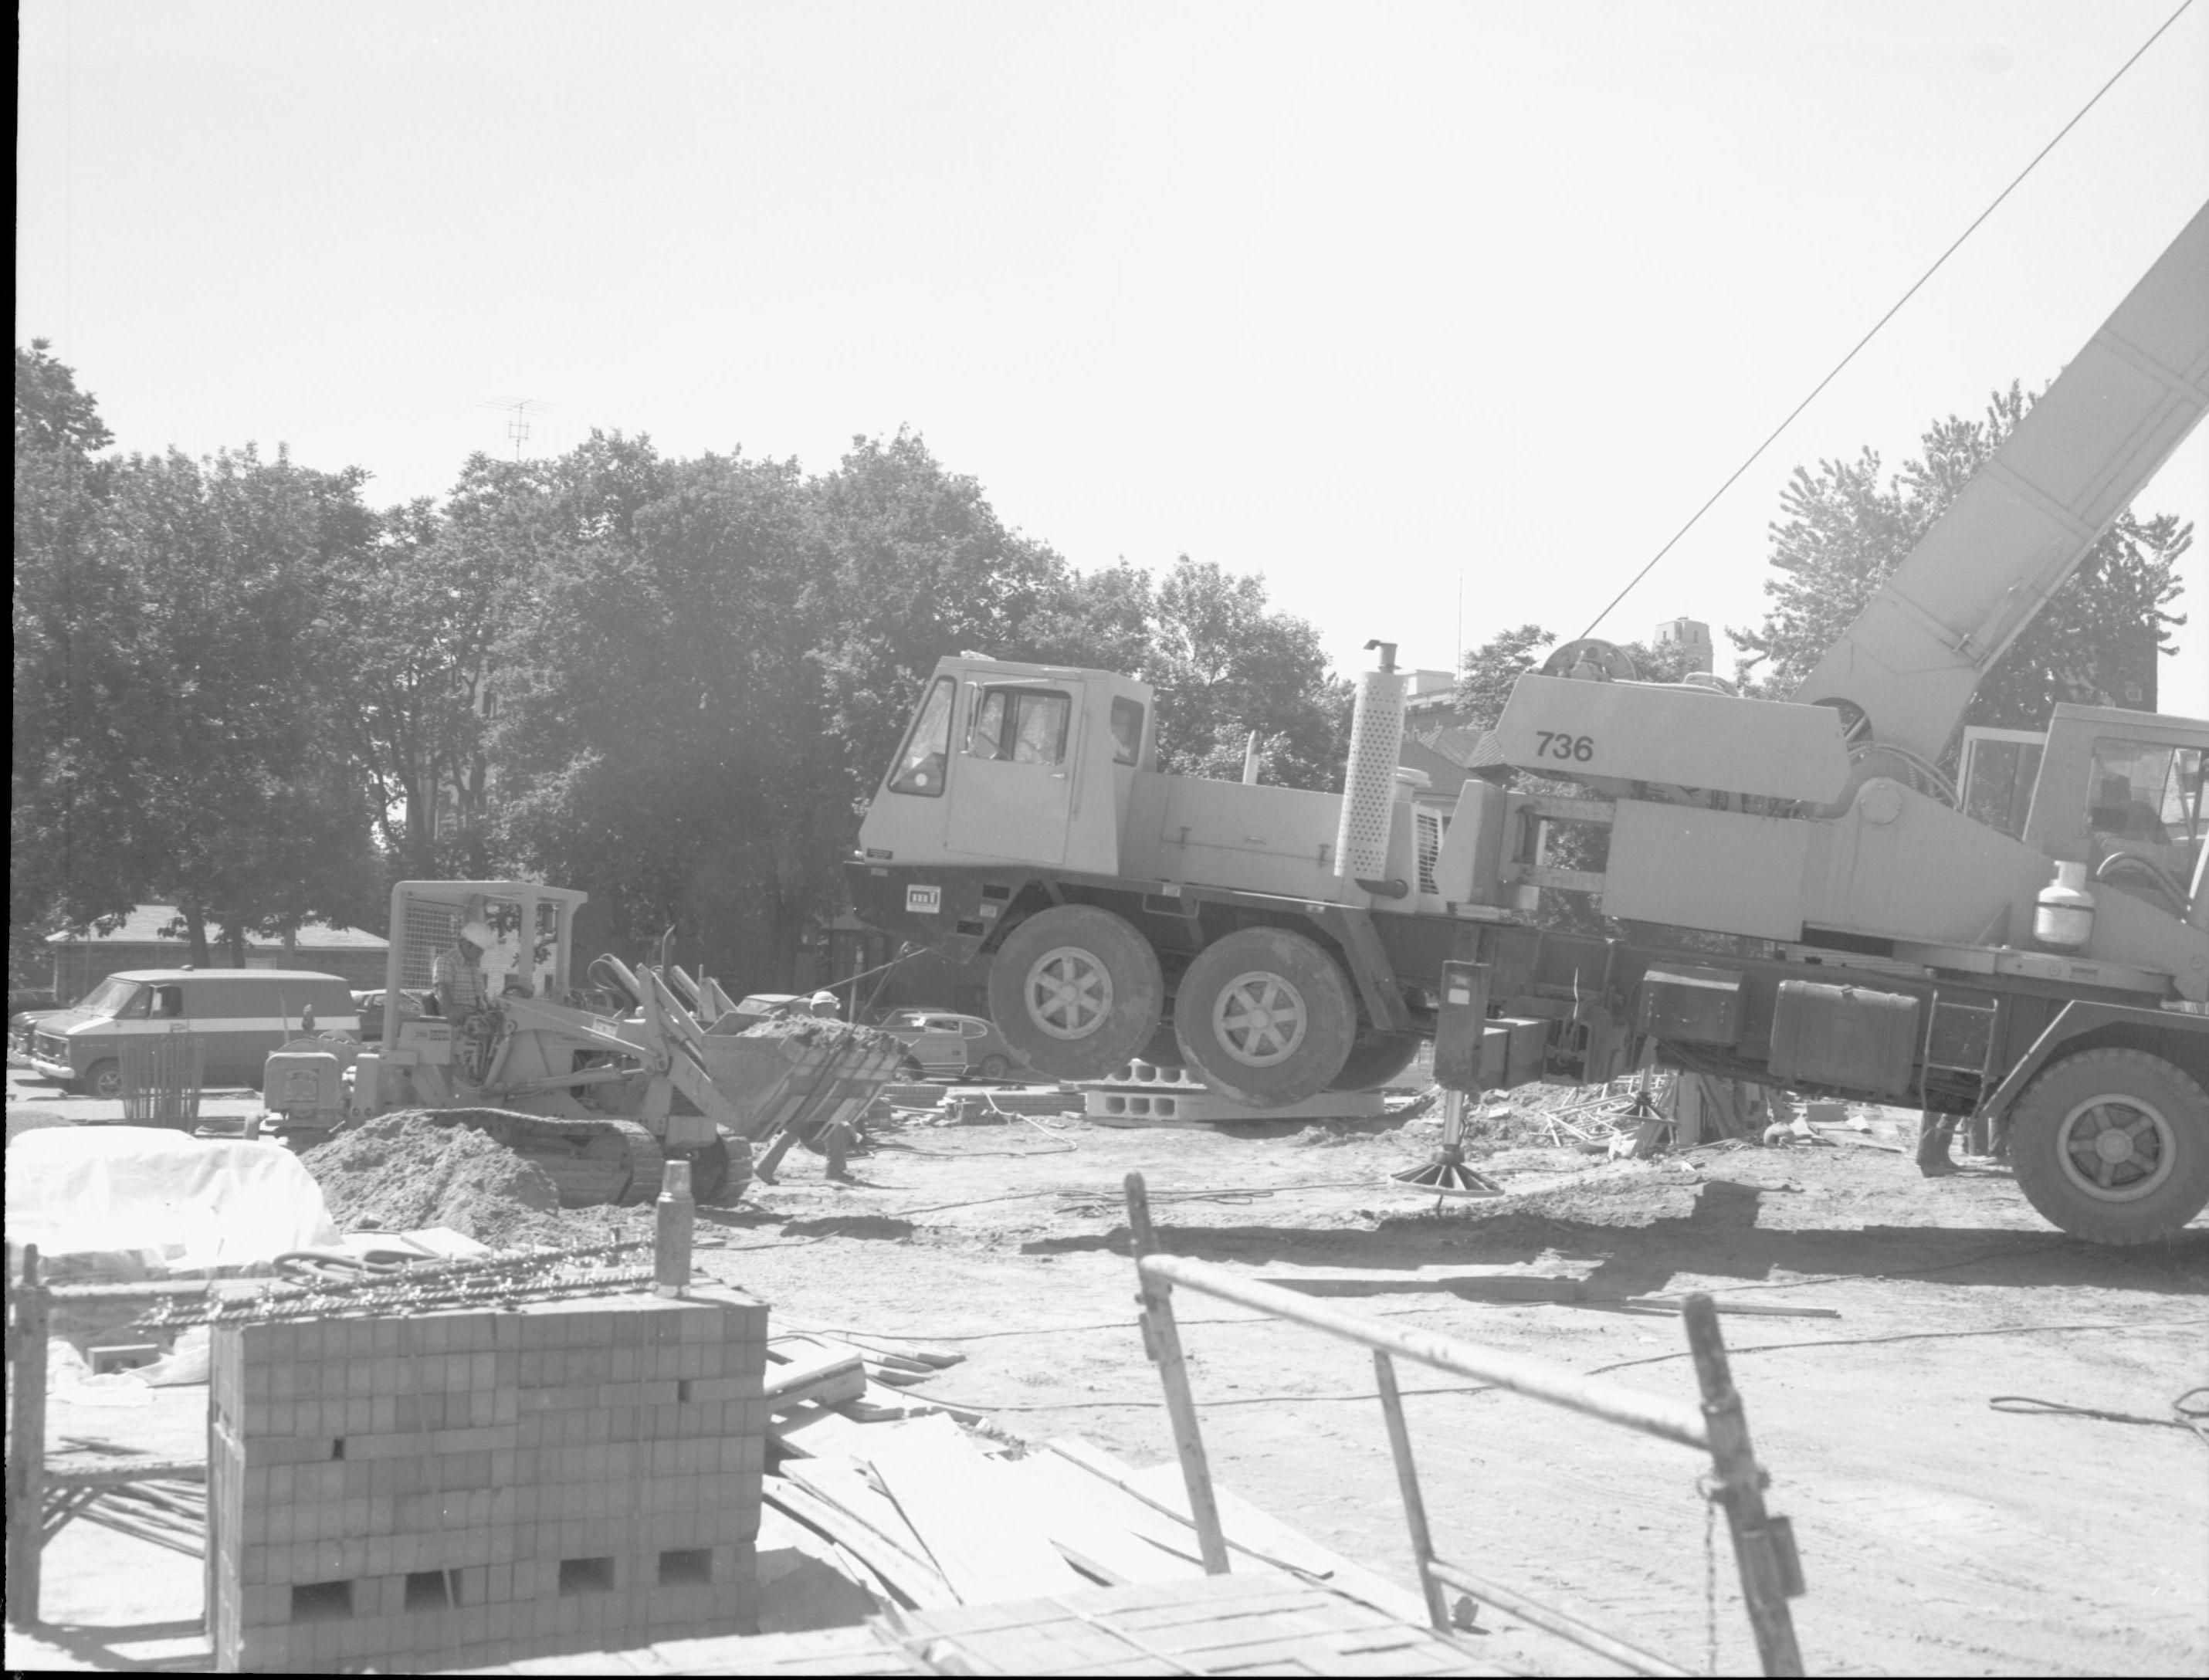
[994,1458,1209,1587]
[867,1418,1087,1605]
[768,1398,880,1459]
[764,1345,868,1407]
[761,1475,957,1611]
[1049,1441,1335,1577]
[784,1458,939,1576]
[1007,1453,1219,1581]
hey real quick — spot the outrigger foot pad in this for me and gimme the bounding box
[1394,1151,1504,1198]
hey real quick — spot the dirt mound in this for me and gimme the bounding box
[730,1015,906,1055]
[300,1113,569,1248]
[6,1105,76,1146]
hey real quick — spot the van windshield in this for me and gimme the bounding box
[74,977,147,1018]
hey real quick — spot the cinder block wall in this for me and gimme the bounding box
[206,1286,768,1672]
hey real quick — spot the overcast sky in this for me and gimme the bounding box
[18,0,2209,716]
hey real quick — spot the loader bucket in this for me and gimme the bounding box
[691,1018,911,1141]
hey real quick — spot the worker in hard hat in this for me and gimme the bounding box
[435,920,497,1082]
[754,990,857,1184]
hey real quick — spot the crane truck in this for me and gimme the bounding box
[845,202,2209,1246]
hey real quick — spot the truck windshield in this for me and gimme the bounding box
[889,678,955,795]
[73,978,148,1018]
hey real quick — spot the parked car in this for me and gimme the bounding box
[8,990,61,1059]
[28,969,360,1097]
[352,988,426,1045]
[877,1010,1020,1081]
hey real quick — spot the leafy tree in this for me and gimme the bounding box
[1452,623,1556,734]
[16,340,113,456]
[489,436,838,990]
[1143,557,1350,788]
[113,445,384,961]
[318,456,552,880]
[1733,384,2190,743]
[805,428,1068,801]
[14,344,146,950]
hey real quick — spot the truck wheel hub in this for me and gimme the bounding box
[1025,947,1113,1040]
[2058,1097,2173,1202]
[1213,972,1309,1066]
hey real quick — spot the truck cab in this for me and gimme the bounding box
[859,657,1157,877]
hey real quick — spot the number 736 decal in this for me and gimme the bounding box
[1535,730,1597,762]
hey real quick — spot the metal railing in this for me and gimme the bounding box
[1123,1172,1805,1675]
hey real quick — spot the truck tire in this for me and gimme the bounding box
[988,905,1164,1082]
[1328,1030,1422,1092]
[1174,927,1355,1107]
[2007,1048,2209,1245]
[80,1058,124,1101]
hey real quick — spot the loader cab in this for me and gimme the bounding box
[859,657,1155,876]
[381,880,588,1048]
[1963,706,2208,923]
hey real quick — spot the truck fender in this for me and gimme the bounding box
[1980,1000,2209,1128]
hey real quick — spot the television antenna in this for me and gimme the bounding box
[479,397,552,459]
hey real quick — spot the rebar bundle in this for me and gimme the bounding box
[130,1239,657,1332]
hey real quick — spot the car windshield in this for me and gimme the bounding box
[73,977,147,1018]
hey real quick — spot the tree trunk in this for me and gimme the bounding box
[224,922,248,968]
[181,905,212,969]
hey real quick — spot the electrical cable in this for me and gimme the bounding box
[1988,1394,2205,1434]
[1583,1316,2203,1376]
[1578,0,2197,638]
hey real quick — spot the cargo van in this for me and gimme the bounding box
[27,969,359,1098]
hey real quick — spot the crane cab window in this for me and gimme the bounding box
[888,677,955,795]
[967,687,1070,765]
[2087,737,2203,879]
[1110,698,1144,766]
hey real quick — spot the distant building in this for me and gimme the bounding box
[1652,617,1714,673]
[46,906,389,1001]
[1402,668,1462,723]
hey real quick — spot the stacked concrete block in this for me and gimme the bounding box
[206,1285,767,1673]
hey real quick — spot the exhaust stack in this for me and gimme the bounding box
[1334,639,1407,885]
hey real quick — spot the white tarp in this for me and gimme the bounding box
[6,1126,340,1274]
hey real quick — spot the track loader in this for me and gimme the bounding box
[268,880,906,1205]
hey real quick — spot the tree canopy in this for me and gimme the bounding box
[1733,383,2190,744]
[12,346,1356,987]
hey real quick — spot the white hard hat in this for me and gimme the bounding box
[459,921,495,947]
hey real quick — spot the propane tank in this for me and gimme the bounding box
[1333,640,1408,884]
[2035,860,2096,949]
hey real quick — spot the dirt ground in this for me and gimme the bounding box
[10,1070,2206,1675]
[703,1103,2208,1678]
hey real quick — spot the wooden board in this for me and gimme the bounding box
[997,1455,1213,1587]
[768,1397,880,1459]
[784,1456,939,1579]
[876,1573,1495,1676]
[1049,1437,1336,1577]
[866,1417,1087,1604]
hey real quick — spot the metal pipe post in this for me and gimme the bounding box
[8,1245,49,1628]
[1123,1173,1231,1573]
[1683,1293,1805,1676]
[1372,1350,1449,1631]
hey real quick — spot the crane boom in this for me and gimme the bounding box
[1794,201,2209,763]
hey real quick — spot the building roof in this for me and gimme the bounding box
[47,905,388,949]
[1409,725,1489,768]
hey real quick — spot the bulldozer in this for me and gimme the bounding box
[263,880,907,1205]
